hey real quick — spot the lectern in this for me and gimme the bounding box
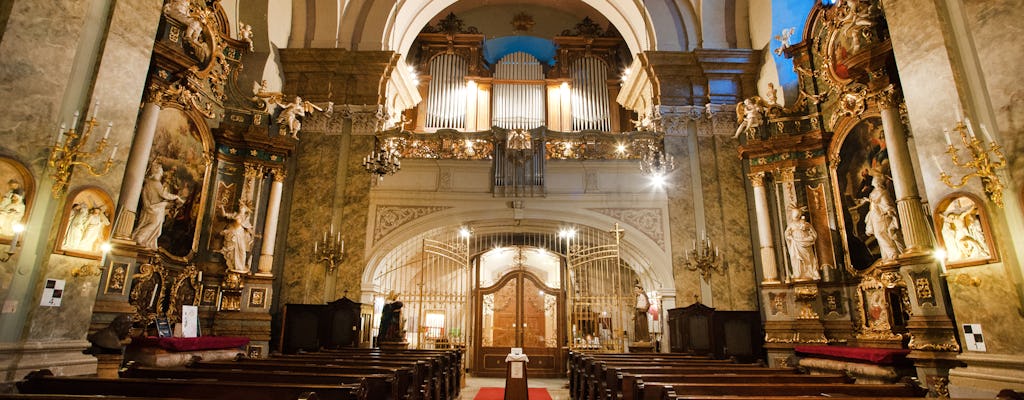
[504,349,529,400]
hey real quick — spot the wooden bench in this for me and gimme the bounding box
[640,381,921,400]
[272,352,452,400]
[581,360,781,400]
[619,373,848,400]
[190,359,424,400]
[16,370,360,400]
[120,364,398,400]
[260,355,440,400]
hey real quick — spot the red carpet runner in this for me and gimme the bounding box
[472,387,553,400]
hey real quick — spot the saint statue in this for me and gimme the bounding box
[941,198,990,261]
[132,162,184,250]
[856,172,905,260]
[732,97,767,139]
[633,284,651,342]
[784,206,820,281]
[378,291,406,344]
[219,203,256,274]
[0,191,25,236]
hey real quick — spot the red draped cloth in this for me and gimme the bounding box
[794,345,910,365]
[131,336,250,352]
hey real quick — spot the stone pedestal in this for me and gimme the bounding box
[94,353,123,378]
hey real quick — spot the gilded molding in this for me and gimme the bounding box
[749,171,768,187]
[373,205,452,243]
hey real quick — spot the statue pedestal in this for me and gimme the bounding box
[379,341,409,350]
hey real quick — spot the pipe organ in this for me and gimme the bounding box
[491,52,546,130]
[425,54,468,130]
[570,57,612,132]
[411,15,629,135]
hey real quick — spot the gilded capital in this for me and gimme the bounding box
[271,168,287,182]
[748,171,768,187]
[874,85,900,110]
[244,163,263,179]
[777,167,796,183]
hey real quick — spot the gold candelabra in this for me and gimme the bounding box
[313,224,345,273]
[938,119,1006,207]
[683,234,723,280]
[48,107,118,198]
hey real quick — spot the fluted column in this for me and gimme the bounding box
[256,168,285,277]
[750,171,779,283]
[877,89,933,255]
[112,101,160,239]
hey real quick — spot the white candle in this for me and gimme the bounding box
[955,108,962,122]
[340,240,344,253]
[979,123,993,142]
[314,241,318,254]
[942,128,952,146]
[71,111,80,130]
[108,144,118,161]
[964,117,975,137]
[91,101,100,120]
[103,122,112,139]
[57,123,66,144]
[931,155,943,172]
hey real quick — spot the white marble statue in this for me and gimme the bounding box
[784,206,820,281]
[732,97,767,139]
[62,203,89,250]
[941,198,990,260]
[857,174,905,260]
[0,192,25,236]
[773,27,796,56]
[275,96,323,139]
[79,207,111,252]
[132,163,184,250]
[219,203,255,274]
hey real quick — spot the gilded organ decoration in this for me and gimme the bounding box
[935,195,997,268]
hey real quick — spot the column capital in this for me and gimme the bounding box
[748,171,768,187]
[776,166,796,183]
[873,84,901,110]
[271,168,287,182]
[243,162,264,178]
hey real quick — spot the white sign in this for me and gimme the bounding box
[511,347,523,356]
[510,361,523,378]
[181,305,199,338]
[40,279,66,307]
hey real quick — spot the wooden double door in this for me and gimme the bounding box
[473,271,565,377]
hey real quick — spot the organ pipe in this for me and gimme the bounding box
[492,52,544,129]
[570,57,611,132]
[426,54,468,130]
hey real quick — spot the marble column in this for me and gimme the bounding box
[877,90,933,255]
[777,167,797,281]
[256,168,285,277]
[750,171,779,282]
[112,101,160,239]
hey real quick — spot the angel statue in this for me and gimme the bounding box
[774,27,796,56]
[733,97,768,139]
[238,22,254,52]
[275,96,323,139]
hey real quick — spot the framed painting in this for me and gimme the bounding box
[57,187,114,259]
[934,193,998,268]
[104,261,130,295]
[150,107,213,261]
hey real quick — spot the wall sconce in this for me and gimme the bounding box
[49,105,118,198]
[683,233,724,280]
[937,118,1006,207]
[1,223,25,262]
[313,224,345,273]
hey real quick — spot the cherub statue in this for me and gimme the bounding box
[274,96,323,139]
[238,22,254,52]
[774,27,796,56]
[732,97,768,139]
[766,83,779,106]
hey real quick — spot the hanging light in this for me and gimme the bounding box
[364,136,402,180]
[639,140,675,178]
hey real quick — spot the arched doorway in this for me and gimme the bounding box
[474,246,565,377]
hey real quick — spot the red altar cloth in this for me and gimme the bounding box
[794,345,910,365]
[131,336,250,352]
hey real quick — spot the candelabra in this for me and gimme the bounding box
[313,224,345,273]
[938,118,1007,207]
[364,137,401,180]
[0,223,25,262]
[639,140,675,177]
[48,105,118,197]
[683,234,723,281]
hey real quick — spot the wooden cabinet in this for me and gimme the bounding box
[280,297,362,353]
[667,303,763,362]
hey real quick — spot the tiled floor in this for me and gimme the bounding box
[459,375,571,400]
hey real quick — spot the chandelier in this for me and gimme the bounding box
[639,140,675,177]
[683,234,724,281]
[363,137,401,179]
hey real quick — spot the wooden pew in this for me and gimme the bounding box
[582,361,781,400]
[0,396,203,400]
[120,364,398,400]
[273,352,451,400]
[569,352,739,399]
[318,348,462,398]
[263,355,441,400]
[639,381,922,400]
[602,365,801,400]
[16,370,361,400]
[190,360,424,400]
[619,373,848,400]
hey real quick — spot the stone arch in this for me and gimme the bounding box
[361,207,674,296]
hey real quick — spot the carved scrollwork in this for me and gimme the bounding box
[128,262,168,326]
[167,265,203,323]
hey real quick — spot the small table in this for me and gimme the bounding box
[504,352,529,400]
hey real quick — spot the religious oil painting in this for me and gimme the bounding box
[248,288,267,308]
[0,157,33,244]
[57,188,114,259]
[151,108,212,260]
[934,194,998,268]
[834,117,900,270]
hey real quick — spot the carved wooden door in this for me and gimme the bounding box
[474,271,564,377]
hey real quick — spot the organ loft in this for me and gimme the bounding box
[0,0,1022,398]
